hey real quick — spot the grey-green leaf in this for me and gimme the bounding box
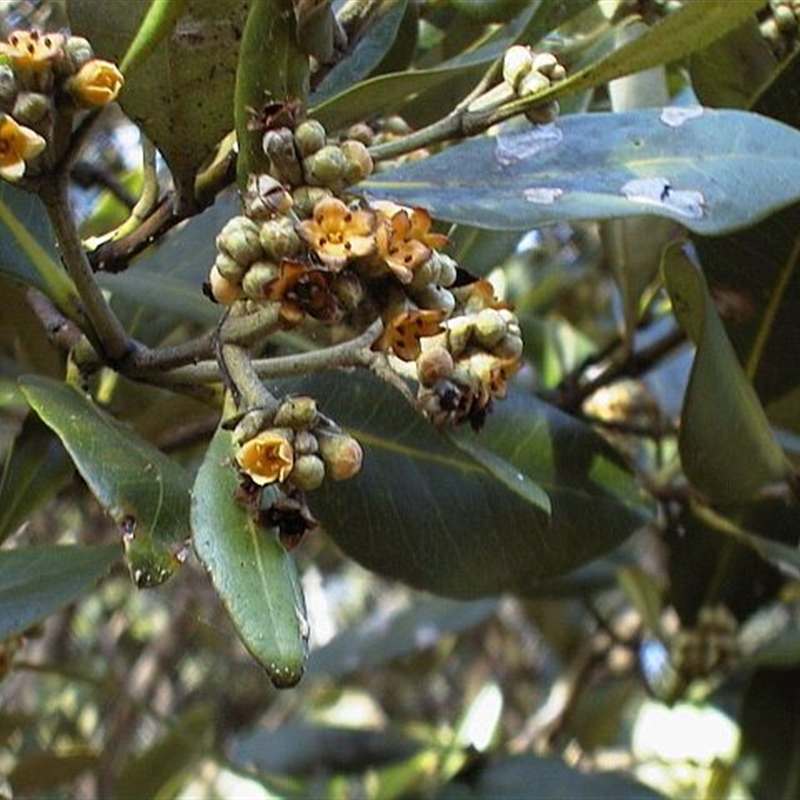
[663,245,789,504]
[0,544,118,641]
[191,425,308,687]
[19,376,191,587]
[358,109,800,236]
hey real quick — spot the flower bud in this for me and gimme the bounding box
[259,216,302,261]
[411,284,456,316]
[274,395,319,428]
[217,216,264,265]
[290,454,326,490]
[0,65,17,108]
[317,431,363,481]
[332,271,366,311]
[293,430,319,455]
[243,173,294,219]
[341,139,373,184]
[214,251,246,283]
[291,185,332,217]
[518,70,550,97]
[67,58,124,107]
[445,316,474,356]
[417,345,454,387]
[303,144,348,188]
[474,308,507,348]
[262,127,303,185]
[346,122,374,146]
[293,119,327,157]
[241,259,280,299]
[64,36,94,70]
[12,91,51,125]
[208,264,242,305]
[503,45,533,90]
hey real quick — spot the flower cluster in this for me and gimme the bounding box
[0,28,124,182]
[209,113,525,433]
[761,1,800,57]
[670,605,739,682]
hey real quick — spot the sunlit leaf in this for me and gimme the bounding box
[360,108,800,236]
[20,376,191,587]
[191,424,309,687]
[663,245,789,504]
[0,544,118,640]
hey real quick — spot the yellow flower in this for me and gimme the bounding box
[67,59,124,107]
[298,196,376,271]
[0,114,45,181]
[0,29,64,71]
[236,430,294,486]
[373,202,449,283]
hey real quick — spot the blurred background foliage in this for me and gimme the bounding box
[3,0,800,798]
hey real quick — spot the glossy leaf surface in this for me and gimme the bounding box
[191,425,309,687]
[0,544,118,640]
[289,372,652,598]
[20,376,191,587]
[663,245,789,504]
[359,109,800,236]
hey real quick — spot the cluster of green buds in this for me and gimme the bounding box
[0,28,124,182]
[761,1,800,56]
[468,44,566,124]
[669,605,739,682]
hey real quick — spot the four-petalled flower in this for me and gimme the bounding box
[236,430,294,486]
[67,59,124,107]
[376,308,446,362]
[298,196,375,270]
[0,114,45,181]
[0,29,64,71]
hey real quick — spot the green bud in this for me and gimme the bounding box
[291,185,332,217]
[259,216,302,261]
[216,216,264,265]
[262,127,303,186]
[293,430,320,456]
[241,260,280,300]
[274,395,319,428]
[214,251,246,283]
[332,272,366,311]
[208,265,242,305]
[317,431,363,481]
[503,45,533,91]
[473,308,507,348]
[411,284,455,316]
[303,144,348,188]
[0,65,17,107]
[64,36,95,69]
[290,454,326,490]
[293,119,327,157]
[445,316,474,356]
[12,91,51,125]
[346,122,374,146]
[341,139,373,184]
[243,173,294,219]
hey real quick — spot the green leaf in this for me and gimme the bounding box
[9,750,99,795]
[234,0,309,187]
[359,108,800,236]
[740,666,800,800]
[289,372,652,598]
[19,376,191,587]
[0,184,81,321]
[509,0,767,109]
[663,244,789,504]
[311,0,408,106]
[191,425,309,687]
[0,544,118,641]
[68,0,251,204]
[309,597,499,679]
[0,415,73,545]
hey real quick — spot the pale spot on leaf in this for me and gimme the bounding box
[621,178,704,219]
[495,124,562,165]
[523,187,563,204]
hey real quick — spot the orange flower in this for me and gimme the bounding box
[298,196,375,270]
[67,59,124,107]
[236,430,294,486]
[262,259,339,325]
[0,114,45,181]
[376,308,446,361]
[0,29,64,70]
[373,202,449,283]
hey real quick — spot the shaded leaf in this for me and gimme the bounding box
[9,750,99,795]
[68,0,251,204]
[191,425,309,687]
[441,754,662,800]
[662,245,789,504]
[359,108,800,236]
[311,0,408,105]
[0,184,81,321]
[0,414,73,545]
[287,371,652,598]
[0,544,118,641]
[740,666,800,800]
[309,597,499,679]
[20,376,191,587]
